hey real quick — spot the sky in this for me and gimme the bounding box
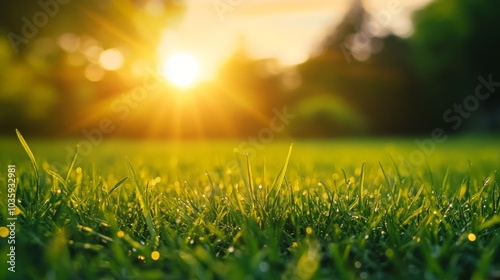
[157,0,434,81]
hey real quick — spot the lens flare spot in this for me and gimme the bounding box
[161,52,200,88]
[99,48,124,71]
[151,250,160,260]
[468,233,477,242]
[0,227,9,238]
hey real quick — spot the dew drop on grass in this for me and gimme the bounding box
[468,233,477,242]
[355,261,362,268]
[306,227,313,235]
[0,227,10,237]
[385,248,394,258]
[259,262,270,272]
[151,251,160,261]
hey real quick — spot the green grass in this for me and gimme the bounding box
[1,134,500,279]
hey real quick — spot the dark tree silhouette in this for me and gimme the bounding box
[411,0,500,131]
[289,0,428,136]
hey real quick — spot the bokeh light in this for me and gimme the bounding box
[58,33,80,53]
[84,63,105,82]
[0,227,9,238]
[151,250,160,260]
[99,49,124,71]
[161,52,200,88]
[468,233,477,242]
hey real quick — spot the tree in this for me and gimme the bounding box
[290,0,428,136]
[0,0,185,137]
[411,0,500,131]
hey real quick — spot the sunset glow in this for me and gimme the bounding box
[160,52,201,88]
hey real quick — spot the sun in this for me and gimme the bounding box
[161,52,201,88]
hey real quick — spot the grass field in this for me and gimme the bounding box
[1,133,500,279]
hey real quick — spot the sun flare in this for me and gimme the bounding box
[161,52,201,88]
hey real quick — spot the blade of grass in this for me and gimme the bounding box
[65,144,79,182]
[477,214,500,231]
[358,162,366,213]
[16,129,40,200]
[108,177,128,196]
[268,143,293,196]
[379,161,393,196]
[267,144,293,214]
[246,154,255,210]
[234,149,249,191]
[46,169,71,194]
[341,168,348,187]
[387,153,402,183]
[126,159,158,247]
[441,167,450,197]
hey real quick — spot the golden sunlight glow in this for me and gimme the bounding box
[151,250,160,260]
[161,52,200,88]
[99,48,124,71]
[468,233,477,242]
[0,227,9,238]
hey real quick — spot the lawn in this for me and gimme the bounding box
[1,133,500,279]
